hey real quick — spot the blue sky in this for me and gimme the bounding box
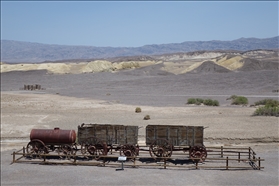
[1,1,278,47]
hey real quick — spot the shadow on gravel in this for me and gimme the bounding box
[138,158,194,165]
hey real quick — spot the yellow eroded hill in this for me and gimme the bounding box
[180,62,204,73]
[0,63,71,74]
[160,61,204,74]
[81,60,114,73]
[214,55,244,71]
[37,63,71,74]
[1,63,38,73]
[0,61,156,74]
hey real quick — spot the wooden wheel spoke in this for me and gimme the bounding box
[149,139,173,159]
[190,146,207,162]
[82,137,107,159]
[80,144,88,155]
[57,144,75,159]
[26,139,47,158]
[121,144,139,157]
[87,145,97,155]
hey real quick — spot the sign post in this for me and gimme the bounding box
[116,156,127,171]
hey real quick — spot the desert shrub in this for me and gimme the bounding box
[135,107,142,113]
[254,100,266,106]
[231,96,248,105]
[195,98,204,105]
[227,95,238,100]
[203,99,219,106]
[254,99,279,107]
[187,98,197,104]
[143,115,150,120]
[187,98,219,106]
[212,100,220,106]
[253,106,279,116]
[187,98,204,105]
[203,99,213,106]
[253,99,279,116]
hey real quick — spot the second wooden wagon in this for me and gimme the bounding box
[146,125,207,162]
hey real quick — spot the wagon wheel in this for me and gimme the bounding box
[120,144,139,157]
[80,143,95,160]
[149,139,173,159]
[189,146,207,163]
[26,139,48,158]
[80,143,88,155]
[72,143,78,155]
[58,144,76,159]
[84,137,108,159]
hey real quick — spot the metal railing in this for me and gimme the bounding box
[11,145,264,170]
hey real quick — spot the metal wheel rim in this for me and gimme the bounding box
[26,139,47,158]
[149,139,173,159]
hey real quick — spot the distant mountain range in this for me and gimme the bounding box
[1,36,278,63]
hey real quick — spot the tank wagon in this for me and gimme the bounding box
[26,124,207,162]
[26,127,77,157]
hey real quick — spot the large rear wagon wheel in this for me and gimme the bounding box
[82,137,108,160]
[189,146,207,163]
[26,139,47,159]
[149,139,173,160]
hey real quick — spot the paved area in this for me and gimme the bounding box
[1,144,278,186]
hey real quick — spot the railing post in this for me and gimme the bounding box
[12,151,16,164]
[226,157,228,170]
[23,146,25,156]
[258,157,261,170]
[238,152,240,163]
[221,146,223,158]
[164,159,166,169]
[133,158,136,168]
[248,147,251,160]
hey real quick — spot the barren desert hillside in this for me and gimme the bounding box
[1,50,278,75]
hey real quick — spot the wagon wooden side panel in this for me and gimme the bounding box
[78,124,138,145]
[146,125,204,146]
[115,125,138,145]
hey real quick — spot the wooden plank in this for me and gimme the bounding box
[146,125,205,146]
[78,124,138,145]
[125,126,138,145]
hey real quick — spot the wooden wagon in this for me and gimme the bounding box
[77,123,139,157]
[146,125,207,162]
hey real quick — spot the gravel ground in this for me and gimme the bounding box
[1,92,278,142]
[1,144,278,186]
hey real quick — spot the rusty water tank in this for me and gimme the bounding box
[30,128,76,144]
